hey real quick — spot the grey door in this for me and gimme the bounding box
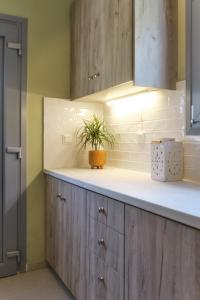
[0,15,27,277]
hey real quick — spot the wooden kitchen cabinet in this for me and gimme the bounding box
[125,205,200,300]
[71,0,133,99]
[86,191,125,300]
[46,176,200,300]
[46,176,87,300]
[71,0,178,100]
[134,0,178,90]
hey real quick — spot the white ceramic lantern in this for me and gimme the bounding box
[151,139,184,182]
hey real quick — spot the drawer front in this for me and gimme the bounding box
[86,252,124,300]
[87,191,124,234]
[87,217,124,274]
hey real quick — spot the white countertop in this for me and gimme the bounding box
[44,167,200,230]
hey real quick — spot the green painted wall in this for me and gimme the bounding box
[0,0,71,265]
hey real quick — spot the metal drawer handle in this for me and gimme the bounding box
[88,75,93,81]
[98,239,105,246]
[98,276,104,283]
[57,194,62,199]
[61,197,66,202]
[98,207,106,214]
[94,72,100,78]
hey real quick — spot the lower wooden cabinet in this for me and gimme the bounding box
[125,205,200,300]
[46,176,87,300]
[46,176,200,300]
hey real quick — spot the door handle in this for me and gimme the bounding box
[6,147,22,159]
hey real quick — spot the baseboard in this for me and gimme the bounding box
[26,261,47,272]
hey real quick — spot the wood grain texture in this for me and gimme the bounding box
[135,0,178,89]
[70,0,133,99]
[125,205,200,300]
[46,176,58,269]
[46,176,53,267]
[70,0,90,99]
[69,185,87,300]
[46,177,72,281]
[87,191,124,234]
[46,178,87,300]
[86,251,124,300]
[87,217,124,275]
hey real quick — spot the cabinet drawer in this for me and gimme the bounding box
[87,217,124,274]
[87,191,124,234]
[86,252,124,300]
[87,218,124,274]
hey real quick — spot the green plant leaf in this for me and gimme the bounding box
[76,115,115,151]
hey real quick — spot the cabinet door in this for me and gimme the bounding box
[125,205,200,300]
[55,181,72,284]
[46,177,71,278]
[69,185,87,300]
[46,176,58,269]
[88,0,133,94]
[71,0,91,99]
[46,177,70,278]
[135,0,178,89]
[71,0,133,99]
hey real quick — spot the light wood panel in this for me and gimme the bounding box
[88,0,133,94]
[46,176,54,268]
[87,217,124,275]
[46,178,87,300]
[70,0,133,99]
[86,190,125,300]
[70,0,90,99]
[87,191,124,234]
[125,205,200,300]
[135,0,178,89]
[69,185,87,300]
[86,252,124,300]
[46,176,72,281]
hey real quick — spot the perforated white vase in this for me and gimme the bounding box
[151,140,184,182]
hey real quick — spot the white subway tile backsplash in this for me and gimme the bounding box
[104,81,200,182]
[43,98,103,169]
[44,81,200,183]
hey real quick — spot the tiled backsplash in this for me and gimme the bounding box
[43,98,103,169]
[44,81,200,183]
[104,81,200,182]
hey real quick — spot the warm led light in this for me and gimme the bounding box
[106,91,159,117]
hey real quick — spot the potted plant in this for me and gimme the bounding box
[76,115,115,169]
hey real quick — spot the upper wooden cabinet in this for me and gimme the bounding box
[70,0,178,99]
[134,0,178,90]
[71,0,133,99]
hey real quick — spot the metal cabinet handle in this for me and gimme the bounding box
[98,207,106,214]
[61,197,66,202]
[57,194,62,199]
[98,239,105,246]
[94,72,100,78]
[98,276,104,283]
[6,147,22,159]
[88,75,93,81]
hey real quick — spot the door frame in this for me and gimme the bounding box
[0,13,27,272]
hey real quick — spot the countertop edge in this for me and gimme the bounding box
[44,169,200,230]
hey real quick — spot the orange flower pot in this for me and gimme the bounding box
[89,150,107,169]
